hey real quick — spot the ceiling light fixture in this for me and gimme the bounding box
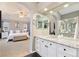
[64,4,69,8]
[49,11,53,14]
[19,11,25,18]
[44,8,48,11]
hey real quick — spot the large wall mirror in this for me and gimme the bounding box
[36,14,48,29]
[58,17,76,38]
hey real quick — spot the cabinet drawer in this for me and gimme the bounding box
[57,44,77,56]
[64,53,75,57]
[57,51,74,57]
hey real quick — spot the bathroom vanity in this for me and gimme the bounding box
[33,14,79,57]
[33,9,79,57]
[35,35,79,57]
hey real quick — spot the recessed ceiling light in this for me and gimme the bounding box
[49,11,53,14]
[44,8,48,11]
[64,4,69,8]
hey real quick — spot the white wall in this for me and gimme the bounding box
[2,21,28,31]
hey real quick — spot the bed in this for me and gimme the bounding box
[8,30,29,41]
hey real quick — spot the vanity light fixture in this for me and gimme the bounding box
[49,11,53,14]
[64,4,69,8]
[44,8,48,11]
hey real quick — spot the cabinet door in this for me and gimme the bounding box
[40,39,48,57]
[35,38,39,51]
[48,42,56,57]
[35,38,41,55]
[57,51,64,57]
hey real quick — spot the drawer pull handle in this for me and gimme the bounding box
[42,41,44,42]
[50,43,52,45]
[45,45,48,48]
[64,49,66,51]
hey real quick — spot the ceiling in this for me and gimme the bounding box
[0,2,64,22]
[0,2,78,22]
[0,2,30,22]
[19,2,64,13]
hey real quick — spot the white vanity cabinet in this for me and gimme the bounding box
[35,37,57,57]
[35,38,48,57]
[35,37,79,57]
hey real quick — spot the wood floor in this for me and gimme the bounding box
[0,39,31,57]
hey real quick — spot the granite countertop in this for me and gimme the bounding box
[35,35,79,49]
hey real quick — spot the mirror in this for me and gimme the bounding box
[44,20,48,28]
[37,20,42,28]
[36,14,48,29]
[58,17,76,37]
[44,2,79,38]
[37,20,48,29]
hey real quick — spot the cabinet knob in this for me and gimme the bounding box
[42,41,44,42]
[50,43,52,45]
[64,49,66,51]
[64,56,66,57]
[45,45,48,48]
